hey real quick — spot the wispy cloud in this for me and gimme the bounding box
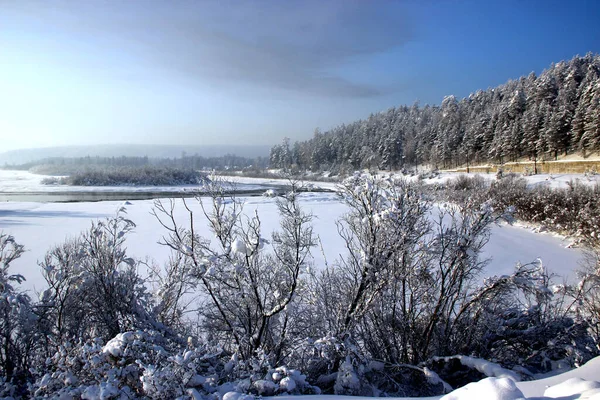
[7,0,414,97]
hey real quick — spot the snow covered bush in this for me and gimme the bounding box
[489,175,600,243]
[328,174,512,361]
[153,178,316,364]
[2,175,600,397]
[449,174,488,192]
[0,233,36,392]
[445,175,490,204]
[28,327,319,399]
[293,174,520,395]
[447,261,598,375]
[329,173,433,337]
[29,329,231,399]
[333,355,370,396]
[570,250,600,350]
[56,166,208,186]
[36,209,158,349]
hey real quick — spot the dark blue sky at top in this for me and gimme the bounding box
[354,0,600,106]
[1,0,599,150]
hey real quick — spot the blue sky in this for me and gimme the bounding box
[1,0,599,152]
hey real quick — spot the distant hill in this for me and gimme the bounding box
[0,144,271,165]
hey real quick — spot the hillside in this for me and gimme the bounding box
[270,54,600,174]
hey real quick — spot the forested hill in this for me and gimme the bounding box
[270,54,600,173]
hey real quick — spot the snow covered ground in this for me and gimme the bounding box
[0,169,587,291]
[3,168,598,194]
[1,170,597,399]
[225,170,600,192]
[267,356,600,399]
[0,169,335,194]
[405,170,600,189]
[0,192,585,295]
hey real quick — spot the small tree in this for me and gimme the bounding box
[37,209,154,345]
[0,233,35,387]
[153,178,315,364]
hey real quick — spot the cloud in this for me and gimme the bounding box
[6,0,414,97]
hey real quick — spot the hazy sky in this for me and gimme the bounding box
[1,0,599,152]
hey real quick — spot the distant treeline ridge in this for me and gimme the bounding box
[3,153,268,175]
[270,53,600,173]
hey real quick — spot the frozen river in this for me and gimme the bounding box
[0,170,587,295]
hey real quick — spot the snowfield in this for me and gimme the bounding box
[4,168,598,194]
[0,169,334,195]
[0,171,597,399]
[0,192,585,293]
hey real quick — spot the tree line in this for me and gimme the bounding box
[4,153,268,175]
[270,54,600,173]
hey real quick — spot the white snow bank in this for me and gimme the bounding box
[223,392,255,400]
[373,169,600,190]
[102,332,134,357]
[543,378,600,398]
[517,356,600,398]
[441,377,523,400]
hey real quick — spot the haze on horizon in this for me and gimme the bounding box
[1,0,599,153]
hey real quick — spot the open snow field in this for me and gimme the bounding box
[0,194,595,399]
[0,191,585,295]
[0,170,335,202]
[0,170,588,292]
[1,170,598,399]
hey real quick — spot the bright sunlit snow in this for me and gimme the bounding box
[0,173,596,400]
[0,179,585,296]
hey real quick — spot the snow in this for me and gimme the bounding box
[280,377,297,392]
[517,356,600,398]
[225,175,338,192]
[222,171,600,192]
[441,377,523,400]
[0,170,337,194]
[0,172,597,399]
[223,391,254,400]
[423,368,454,393]
[81,382,120,400]
[2,168,597,195]
[410,170,600,190]
[102,332,134,357]
[0,192,584,293]
[432,356,519,381]
[542,378,600,398]
[0,170,265,197]
[482,221,583,282]
[265,356,600,399]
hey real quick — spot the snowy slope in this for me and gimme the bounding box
[517,356,600,397]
